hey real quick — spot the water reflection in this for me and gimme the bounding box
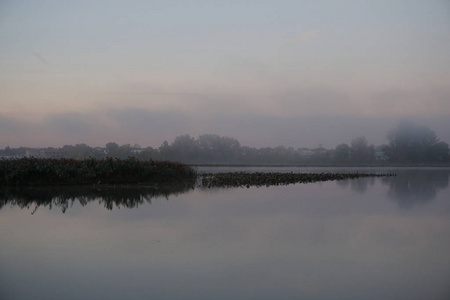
[382,170,449,209]
[336,177,374,193]
[351,177,375,194]
[0,183,194,213]
[1,169,449,212]
[337,169,449,208]
[1,169,450,300]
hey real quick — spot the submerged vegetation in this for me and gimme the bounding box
[0,157,197,186]
[201,172,396,188]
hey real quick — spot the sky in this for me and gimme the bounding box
[1,0,449,149]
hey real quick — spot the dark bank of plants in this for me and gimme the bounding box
[0,157,197,186]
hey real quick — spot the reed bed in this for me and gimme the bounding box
[0,157,197,186]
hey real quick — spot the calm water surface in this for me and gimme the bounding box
[1,167,449,300]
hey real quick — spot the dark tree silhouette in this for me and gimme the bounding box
[350,137,374,164]
[334,143,350,163]
[386,121,449,163]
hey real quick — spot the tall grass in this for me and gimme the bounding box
[0,157,197,186]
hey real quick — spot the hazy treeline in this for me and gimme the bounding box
[1,121,449,165]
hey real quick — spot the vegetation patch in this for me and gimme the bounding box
[201,172,396,188]
[0,157,197,186]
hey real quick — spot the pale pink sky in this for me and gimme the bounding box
[1,0,449,148]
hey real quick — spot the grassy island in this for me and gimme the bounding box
[0,157,197,186]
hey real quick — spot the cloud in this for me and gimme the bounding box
[108,108,192,143]
[110,108,190,131]
[189,113,397,148]
[189,113,450,149]
[285,30,319,45]
[0,115,27,134]
[45,113,93,135]
[1,104,449,149]
[270,86,353,116]
[369,86,450,116]
[0,112,109,147]
[33,52,50,65]
[0,114,47,147]
[0,109,194,148]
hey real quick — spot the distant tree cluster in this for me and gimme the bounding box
[1,121,448,165]
[154,127,448,164]
[0,143,161,161]
[159,134,242,163]
[384,121,449,163]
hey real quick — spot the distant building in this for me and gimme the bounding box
[374,151,388,161]
[131,148,145,154]
[298,148,314,158]
[25,150,67,158]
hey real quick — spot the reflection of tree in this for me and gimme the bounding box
[382,170,449,209]
[0,182,194,213]
[336,179,350,188]
[335,170,449,209]
[350,177,375,194]
[337,177,376,194]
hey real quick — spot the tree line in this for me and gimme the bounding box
[1,121,449,165]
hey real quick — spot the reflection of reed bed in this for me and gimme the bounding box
[0,181,195,212]
[0,157,197,186]
[201,172,396,188]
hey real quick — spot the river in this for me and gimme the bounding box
[1,167,449,300]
